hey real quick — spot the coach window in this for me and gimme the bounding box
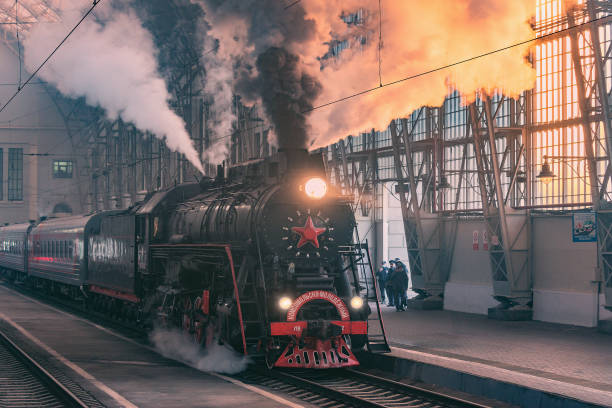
[0,147,3,201]
[53,160,73,178]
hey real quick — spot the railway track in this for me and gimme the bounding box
[0,279,147,339]
[0,330,90,408]
[1,280,494,408]
[240,367,494,408]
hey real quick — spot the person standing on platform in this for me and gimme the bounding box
[393,258,409,311]
[376,261,389,303]
[385,260,396,307]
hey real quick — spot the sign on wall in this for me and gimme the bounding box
[572,212,597,243]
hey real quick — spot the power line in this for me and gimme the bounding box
[16,0,22,89]
[0,0,102,115]
[203,43,219,56]
[284,0,301,10]
[0,103,55,123]
[377,0,382,87]
[303,14,611,114]
[0,21,35,24]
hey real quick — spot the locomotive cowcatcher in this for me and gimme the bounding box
[0,149,389,368]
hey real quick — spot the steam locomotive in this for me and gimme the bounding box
[0,149,388,368]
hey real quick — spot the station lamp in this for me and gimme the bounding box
[436,175,451,190]
[537,158,555,185]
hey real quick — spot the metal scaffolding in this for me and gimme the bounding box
[326,0,612,318]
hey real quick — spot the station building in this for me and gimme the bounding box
[0,0,611,329]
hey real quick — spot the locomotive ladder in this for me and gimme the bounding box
[236,256,267,356]
[340,240,390,353]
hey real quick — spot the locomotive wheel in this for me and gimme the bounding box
[182,298,193,334]
[182,296,211,347]
[191,297,206,346]
[265,345,283,370]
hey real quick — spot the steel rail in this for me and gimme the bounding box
[0,329,89,408]
[343,368,494,408]
[248,366,495,408]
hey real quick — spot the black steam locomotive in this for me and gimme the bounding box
[0,149,388,368]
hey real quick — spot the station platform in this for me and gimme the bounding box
[373,306,612,407]
[0,284,300,408]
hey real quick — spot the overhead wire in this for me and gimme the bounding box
[284,0,301,10]
[5,2,607,179]
[0,0,102,115]
[0,103,55,123]
[15,0,22,89]
[377,0,382,87]
[302,14,611,114]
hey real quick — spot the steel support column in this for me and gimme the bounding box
[470,101,532,319]
[567,8,601,208]
[578,1,612,317]
[389,118,450,307]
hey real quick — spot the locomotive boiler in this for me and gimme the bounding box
[0,149,389,369]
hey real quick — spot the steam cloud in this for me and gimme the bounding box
[22,0,204,173]
[151,327,250,374]
[197,0,535,152]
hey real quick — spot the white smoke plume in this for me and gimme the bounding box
[22,0,204,173]
[201,55,233,164]
[151,327,250,374]
[196,15,253,164]
[195,0,535,152]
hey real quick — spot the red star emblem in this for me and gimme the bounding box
[291,216,326,248]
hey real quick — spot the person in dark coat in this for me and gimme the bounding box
[385,260,396,307]
[390,259,409,311]
[375,261,389,303]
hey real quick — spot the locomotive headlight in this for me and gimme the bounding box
[278,296,292,310]
[304,177,327,199]
[350,296,364,309]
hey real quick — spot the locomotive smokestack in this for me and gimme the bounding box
[278,148,310,174]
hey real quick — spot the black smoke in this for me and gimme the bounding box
[256,47,322,150]
[198,0,322,150]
